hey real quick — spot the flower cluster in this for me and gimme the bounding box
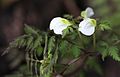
[50,7,96,36]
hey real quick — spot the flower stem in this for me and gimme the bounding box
[93,33,96,49]
[43,34,48,59]
[77,30,83,45]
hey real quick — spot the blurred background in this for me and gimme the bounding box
[0,0,120,77]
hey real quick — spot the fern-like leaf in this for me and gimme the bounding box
[48,36,55,54]
[24,24,38,35]
[108,46,120,61]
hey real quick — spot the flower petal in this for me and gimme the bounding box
[86,7,94,18]
[49,17,71,35]
[50,17,62,30]
[78,18,95,36]
[53,23,68,35]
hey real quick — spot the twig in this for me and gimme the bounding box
[60,57,80,74]
[61,52,98,77]
[113,40,120,45]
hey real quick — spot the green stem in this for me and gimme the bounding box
[30,52,33,75]
[43,34,48,59]
[34,50,39,77]
[93,33,96,49]
[77,30,82,40]
[26,57,41,63]
[35,61,39,77]
[77,30,83,45]
[25,51,30,72]
[54,41,59,64]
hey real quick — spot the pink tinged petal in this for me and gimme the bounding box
[86,7,94,18]
[78,18,95,36]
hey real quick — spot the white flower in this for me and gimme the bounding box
[81,7,94,18]
[78,18,96,36]
[50,17,71,35]
[79,7,96,36]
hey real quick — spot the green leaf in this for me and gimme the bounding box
[10,35,28,48]
[99,41,109,47]
[62,28,69,38]
[86,58,103,75]
[31,36,42,51]
[99,21,111,31]
[29,43,34,51]
[22,39,26,47]
[36,47,43,57]
[62,27,74,38]
[97,41,120,61]
[97,41,109,60]
[48,36,55,53]
[26,36,33,50]
[59,40,68,57]
[18,39,25,48]
[11,38,21,47]
[101,49,108,61]
[71,45,81,58]
[108,46,120,61]
[63,14,73,20]
[24,24,38,35]
[68,27,74,32]
[53,43,58,63]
